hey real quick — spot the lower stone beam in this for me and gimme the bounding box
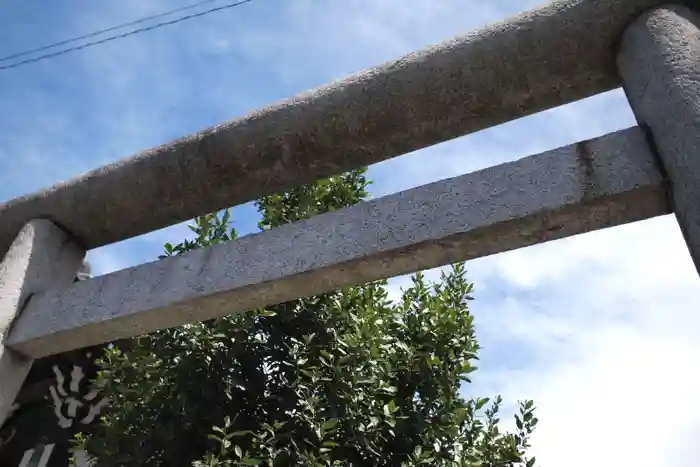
[6,126,670,359]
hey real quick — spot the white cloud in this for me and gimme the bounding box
[519,324,700,467]
[460,214,700,467]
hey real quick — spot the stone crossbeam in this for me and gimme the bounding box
[4,127,671,358]
[0,0,672,258]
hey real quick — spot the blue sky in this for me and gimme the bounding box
[2,1,699,465]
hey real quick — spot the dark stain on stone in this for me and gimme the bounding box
[576,140,596,202]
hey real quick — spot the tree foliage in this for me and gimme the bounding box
[75,168,537,466]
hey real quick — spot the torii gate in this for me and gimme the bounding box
[0,1,698,465]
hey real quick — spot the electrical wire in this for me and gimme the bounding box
[0,0,254,72]
[0,0,227,63]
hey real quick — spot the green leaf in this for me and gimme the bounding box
[240,459,262,465]
[516,417,523,430]
[475,397,490,410]
[322,419,339,431]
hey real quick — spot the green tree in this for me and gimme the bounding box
[75,168,537,466]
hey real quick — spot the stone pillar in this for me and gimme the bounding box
[0,220,85,428]
[617,4,700,275]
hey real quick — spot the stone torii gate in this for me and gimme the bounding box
[0,0,699,465]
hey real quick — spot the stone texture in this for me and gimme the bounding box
[0,0,675,258]
[6,127,671,358]
[618,5,700,276]
[0,220,85,427]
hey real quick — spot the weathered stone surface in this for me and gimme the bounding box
[618,5,700,276]
[0,220,84,427]
[0,0,675,258]
[5,127,670,358]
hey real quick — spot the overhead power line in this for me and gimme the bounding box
[0,0,227,63]
[0,0,254,72]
